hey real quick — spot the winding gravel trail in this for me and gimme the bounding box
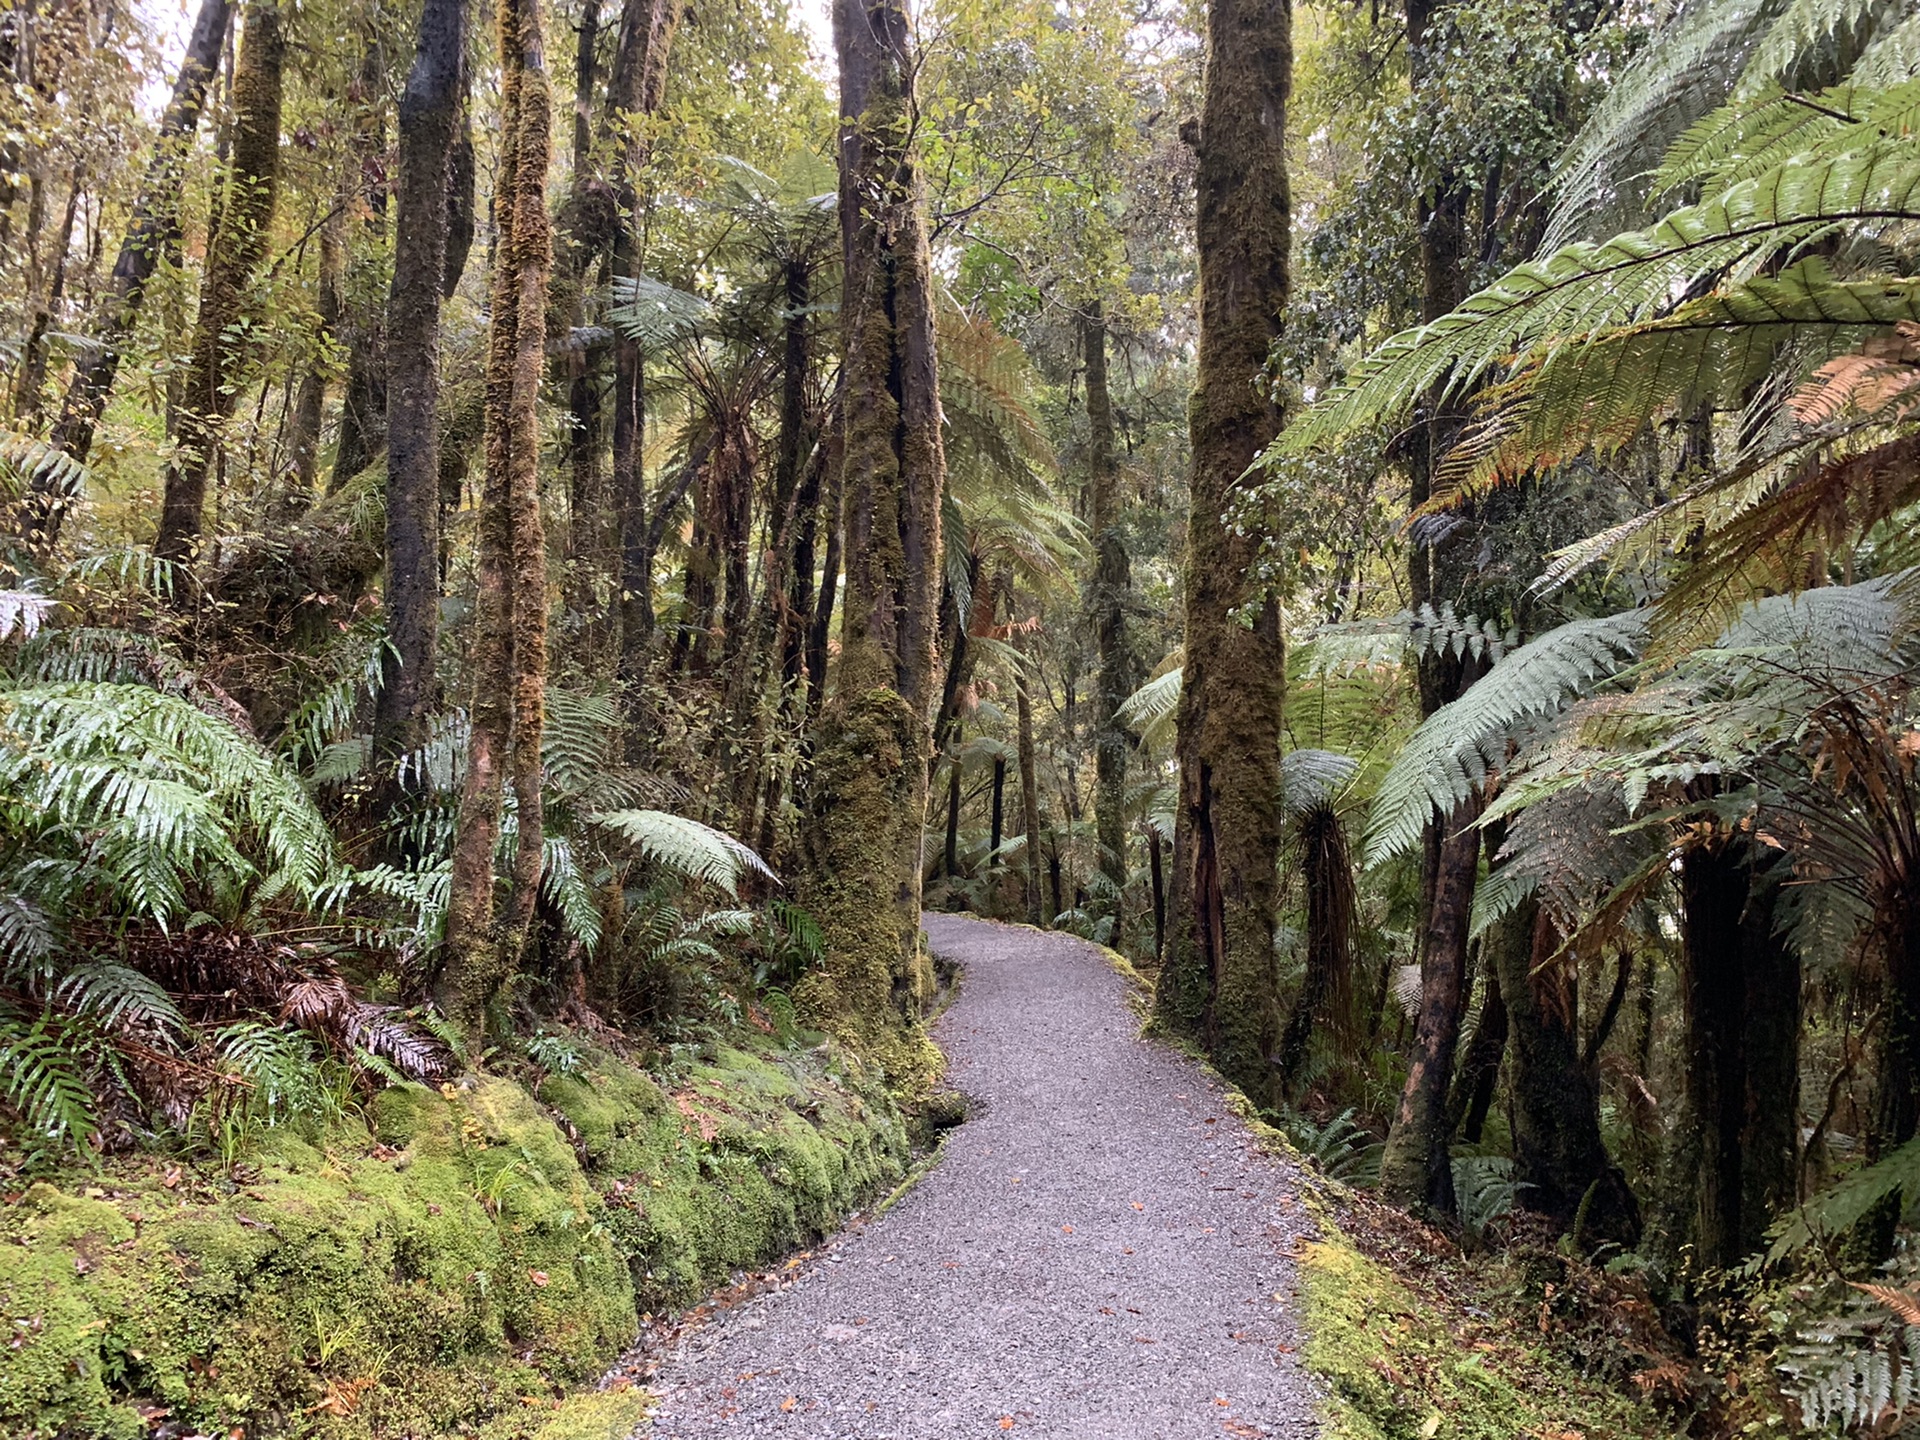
[641,914,1321,1439]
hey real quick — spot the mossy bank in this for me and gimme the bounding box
[0,1035,909,1439]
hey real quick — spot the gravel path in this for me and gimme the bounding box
[640,914,1321,1439]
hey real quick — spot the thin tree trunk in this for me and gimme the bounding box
[1449,969,1507,1144]
[14,159,82,424]
[1148,825,1166,960]
[153,0,284,568]
[375,0,469,767]
[796,0,945,1064]
[35,0,231,516]
[1378,798,1478,1215]
[285,203,344,504]
[990,755,1005,867]
[1155,0,1291,1105]
[1017,647,1043,927]
[1084,301,1134,908]
[329,45,392,489]
[437,0,552,1043]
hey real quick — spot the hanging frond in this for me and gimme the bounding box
[0,589,53,642]
[1281,143,1920,457]
[606,274,713,350]
[1118,666,1182,748]
[590,810,776,897]
[1365,612,1648,864]
[0,430,88,503]
[0,1009,97,1147]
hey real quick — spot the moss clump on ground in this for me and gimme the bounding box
[0,1033,907,1440]
[1299,1203,1675,1440]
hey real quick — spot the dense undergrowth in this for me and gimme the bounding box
[0,1030,908,1440]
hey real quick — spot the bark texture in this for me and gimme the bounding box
[376,0,470,762]
[437,0,553,1043]
[1153,0,1291,1105]
[1680,842,1801,1268]
[796,0,946,1077]
[1083,302,1135,904]
[153,0,285,568]
[35,0,231,527]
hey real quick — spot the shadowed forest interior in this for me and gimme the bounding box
[7,0,1920,1434]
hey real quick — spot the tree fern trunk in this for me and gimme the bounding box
[1017,645,1044,927]
[1154,0,1291,1107]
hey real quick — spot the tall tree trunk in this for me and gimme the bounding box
[1154,0,1291,1104]
[1016,645,1043,926]
[1680,842,1801,1268]
[797,0,946,1070]
[153,0,284,568]
[607,0,682,695]
[437,0,552,1044]
[28,0,230,543]
[1084,301,1134,905]
[14,159,82,424]
[328,45,392,489]
[375,0,469,767]
[1378,797,1478,1214]
[1494,903,1640,1246]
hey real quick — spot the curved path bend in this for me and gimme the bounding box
[641,914,1321,1439]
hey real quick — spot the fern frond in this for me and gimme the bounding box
[52,960,186,1037]
[605,274,713,349]
[1365,612,1647,865]
[0,1009,97,1146]
[1282,142,1920,455]
[591,810,776,897]
[1281,749,1360,818]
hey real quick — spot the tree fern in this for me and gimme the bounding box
[591,809,775,897]
[1281,143,1920,459]
[1365,612,1648,864]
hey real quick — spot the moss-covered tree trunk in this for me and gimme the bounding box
[376,0,470,765]
[1152,0,1291,1104]
[796,0,945,1075]
[606,0,682,694]
[35,0,230,524]
[1492,904,1640,1246]
[152,0,283,567]
[1084,301,1136,918]
[437,0,552,1045]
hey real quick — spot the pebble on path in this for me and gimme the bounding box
[634,913,1322,1439]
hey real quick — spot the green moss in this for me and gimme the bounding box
[475,1387,652,1440]
[1299,1225,1667,1440]
[1,1032,907,1440]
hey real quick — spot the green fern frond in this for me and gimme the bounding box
[0,1009,97,1146]
[1436,258,1920,503]
[1282,142,1920,456]
[1118,666,1182,748]
[1281,749,1360,818]
[605,274,713,349]
[591,810,776,897]
[0,430,88,502]
[1365,612,1647,865]
[52,960,186,1036]
[540,835,603,954]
